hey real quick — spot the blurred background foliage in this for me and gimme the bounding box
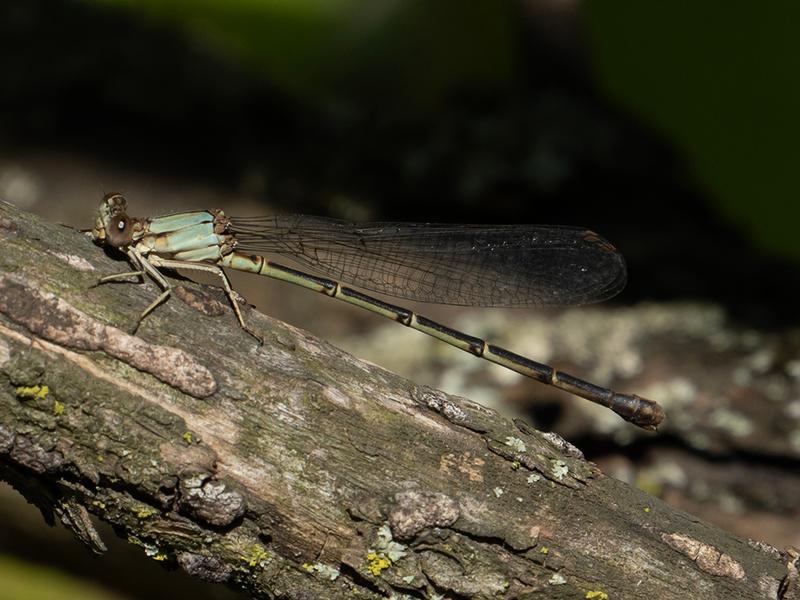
[77,0,800,262]
[0,554,126,600]
[90,0,519,114]
[1,1,799,599]
[586,1,800,263]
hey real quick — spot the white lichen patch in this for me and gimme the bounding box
[375,524,408,562]
[527,473,541,484]
[548,573,566,585]
[504,436,527,453]
[551,460,569,480]
[493,487,504,498]
[305,562,340,581]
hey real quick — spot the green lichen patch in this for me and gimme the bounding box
[135,506,156,519]
[365,552,391,577]
[242,544,271,569]
[16,384,49,401]
[363,523,409,578]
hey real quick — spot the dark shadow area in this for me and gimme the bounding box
[0,480,241,600]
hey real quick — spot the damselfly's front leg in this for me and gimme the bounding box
[92,251,146,288]
[91,247,172,333]
[93,243,159,292]
[92,269,145,286]
[148,256,263,344]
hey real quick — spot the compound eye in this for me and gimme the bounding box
[108,215,134,248]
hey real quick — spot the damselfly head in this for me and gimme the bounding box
[92,193,138,249]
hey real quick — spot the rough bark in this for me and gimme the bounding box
[0,200,796,600]
[343,291,800,550]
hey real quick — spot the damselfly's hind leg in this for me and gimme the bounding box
[132,288,172,334]
[147,256,264,345]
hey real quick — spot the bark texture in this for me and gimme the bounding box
[0,200,796,599]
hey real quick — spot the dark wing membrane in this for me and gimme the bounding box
[229,215,627,308]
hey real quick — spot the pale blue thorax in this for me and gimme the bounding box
[136,211,228,263]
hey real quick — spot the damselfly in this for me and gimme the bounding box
[91,193,664,430]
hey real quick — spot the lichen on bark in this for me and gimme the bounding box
[0,201,795,599]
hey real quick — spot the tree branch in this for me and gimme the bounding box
[0,201,794,599]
